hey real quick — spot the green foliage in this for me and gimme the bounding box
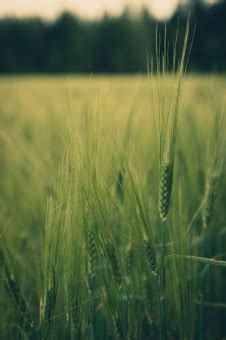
[0,60,226,339]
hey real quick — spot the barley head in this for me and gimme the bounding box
[113,314,124,339]
[4,267,33,329]
[143,237,158,276]
[85,228,98,278]
[116,169,124,202]
[41,285,57,332]
[106,243,122,286]
[159,158,174,222]
[125,242,132,279]
[202,172,219,228]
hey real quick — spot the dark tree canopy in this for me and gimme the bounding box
[0,2,226,73]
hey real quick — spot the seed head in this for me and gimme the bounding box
[202,172,219,228]
[41,285,57,332]
[85,228,98,278]
[113,314,123,339]
[143,237,158,276]
[159,158,174,221]
[106,243,122,286]
[4,267,33,329]
[116,170,124,202]
[125,242,132,279]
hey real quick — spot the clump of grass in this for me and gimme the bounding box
[149,20,191,340]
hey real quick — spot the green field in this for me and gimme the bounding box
[0,74,225,339]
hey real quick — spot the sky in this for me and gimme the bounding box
[0,0,180,20]
[0,0,219,21]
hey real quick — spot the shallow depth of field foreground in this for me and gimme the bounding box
[0,71,226,339]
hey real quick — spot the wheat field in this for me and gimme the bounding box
[0,72,225,339]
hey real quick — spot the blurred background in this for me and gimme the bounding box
[0,0,225,73]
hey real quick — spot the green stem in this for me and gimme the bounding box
[159,220,167,340]
[200,228,207,340]
[203,229,206,258]
[164,255,226,268]
[199,293,204,340]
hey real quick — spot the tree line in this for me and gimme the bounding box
[0,2,226,73]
